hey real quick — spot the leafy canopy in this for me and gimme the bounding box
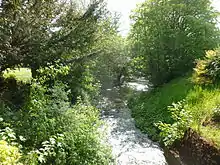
[130,0,220,86]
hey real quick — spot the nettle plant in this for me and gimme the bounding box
[155,100,192,146]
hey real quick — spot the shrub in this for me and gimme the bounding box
[13,64,112,164]
[16,82,70,148]
[156,101,192,146]
[61,102,112,165]
[0,64,112,164]
[23,134,66,165]
[193,49,220,84]
[3,68,32,84]
[0,140,22,165]
[128,76,193,141]
[21,100,112,165]
[80,63,101,102]
[0,121,23,165]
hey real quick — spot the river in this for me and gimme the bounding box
[98,78,168,165]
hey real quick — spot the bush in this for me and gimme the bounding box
[23,134,67,165]
[128,76,193,140]
[193,49,220,85]
[61,102,112,165]
[0,64,112,164]
[10,64,112,164]
[0,121,23,165]
[3,68,32,84]
[16,82,70,148]
[65,62,101,104]
[156,101,192,146]
[20,99,112,165]
[0,140,22,165]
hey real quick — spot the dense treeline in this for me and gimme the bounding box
[130,0,220,86]
[0,0,128,164]
[129,0,220,150]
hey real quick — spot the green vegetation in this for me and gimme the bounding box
[0,140,22,165]
[0,0,127,164]
[129,74,220,147]
[128,0,220,150]
[193,49,220,84]
[1,0,220,163]
[3,68,32,83]
[156,100,192,146]
[128,76,194,141]
[130,0,220,86]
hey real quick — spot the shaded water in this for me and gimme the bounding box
[99,79,168,165]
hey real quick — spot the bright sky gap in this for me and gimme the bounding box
[107,0,220,36]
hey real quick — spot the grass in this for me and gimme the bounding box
[3,68,32,83]
[199,126,220,148]
[129,75,220,148]
[186,86,220,148]
[128,76,194,140]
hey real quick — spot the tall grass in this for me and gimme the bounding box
[129,75,220,147]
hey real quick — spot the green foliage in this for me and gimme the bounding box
[17,81,70,148]
[130,0,220,86]
[128,76,193,140]
[6,65,112,164]
[3,68,32,84]
[61,101,112,165]
[65,62,101,104]
[0,1,121,164]
[186,86,220,126]
[156,101,192,146]
[193,49,220,84]
[129,75,220,148]
[128,56,146,77]
[93,19,130,86]
[80,63,101,102]
[37,63,70,85]
[0,140,22,165]
[21,99,112,165]
[23,134,66,165]
[0,0,107,73]
[0,121,23,165]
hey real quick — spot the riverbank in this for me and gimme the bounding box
[128,75,220,164]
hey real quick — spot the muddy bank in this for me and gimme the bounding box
[166,128,220,165]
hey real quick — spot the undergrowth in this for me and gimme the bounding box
[128,77,193,141]
[129,75,220,148]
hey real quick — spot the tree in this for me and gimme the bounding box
[91,15,130,87]
[0,0,106,76]
[130,0,220,86]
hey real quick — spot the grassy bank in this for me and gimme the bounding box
[128,75,220,148]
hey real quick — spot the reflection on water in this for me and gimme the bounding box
[126,77,149,92]
[99,78,168,165]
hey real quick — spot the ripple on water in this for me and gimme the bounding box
[100,82,168,165]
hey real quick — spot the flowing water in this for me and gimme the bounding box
[99,78,168,165]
